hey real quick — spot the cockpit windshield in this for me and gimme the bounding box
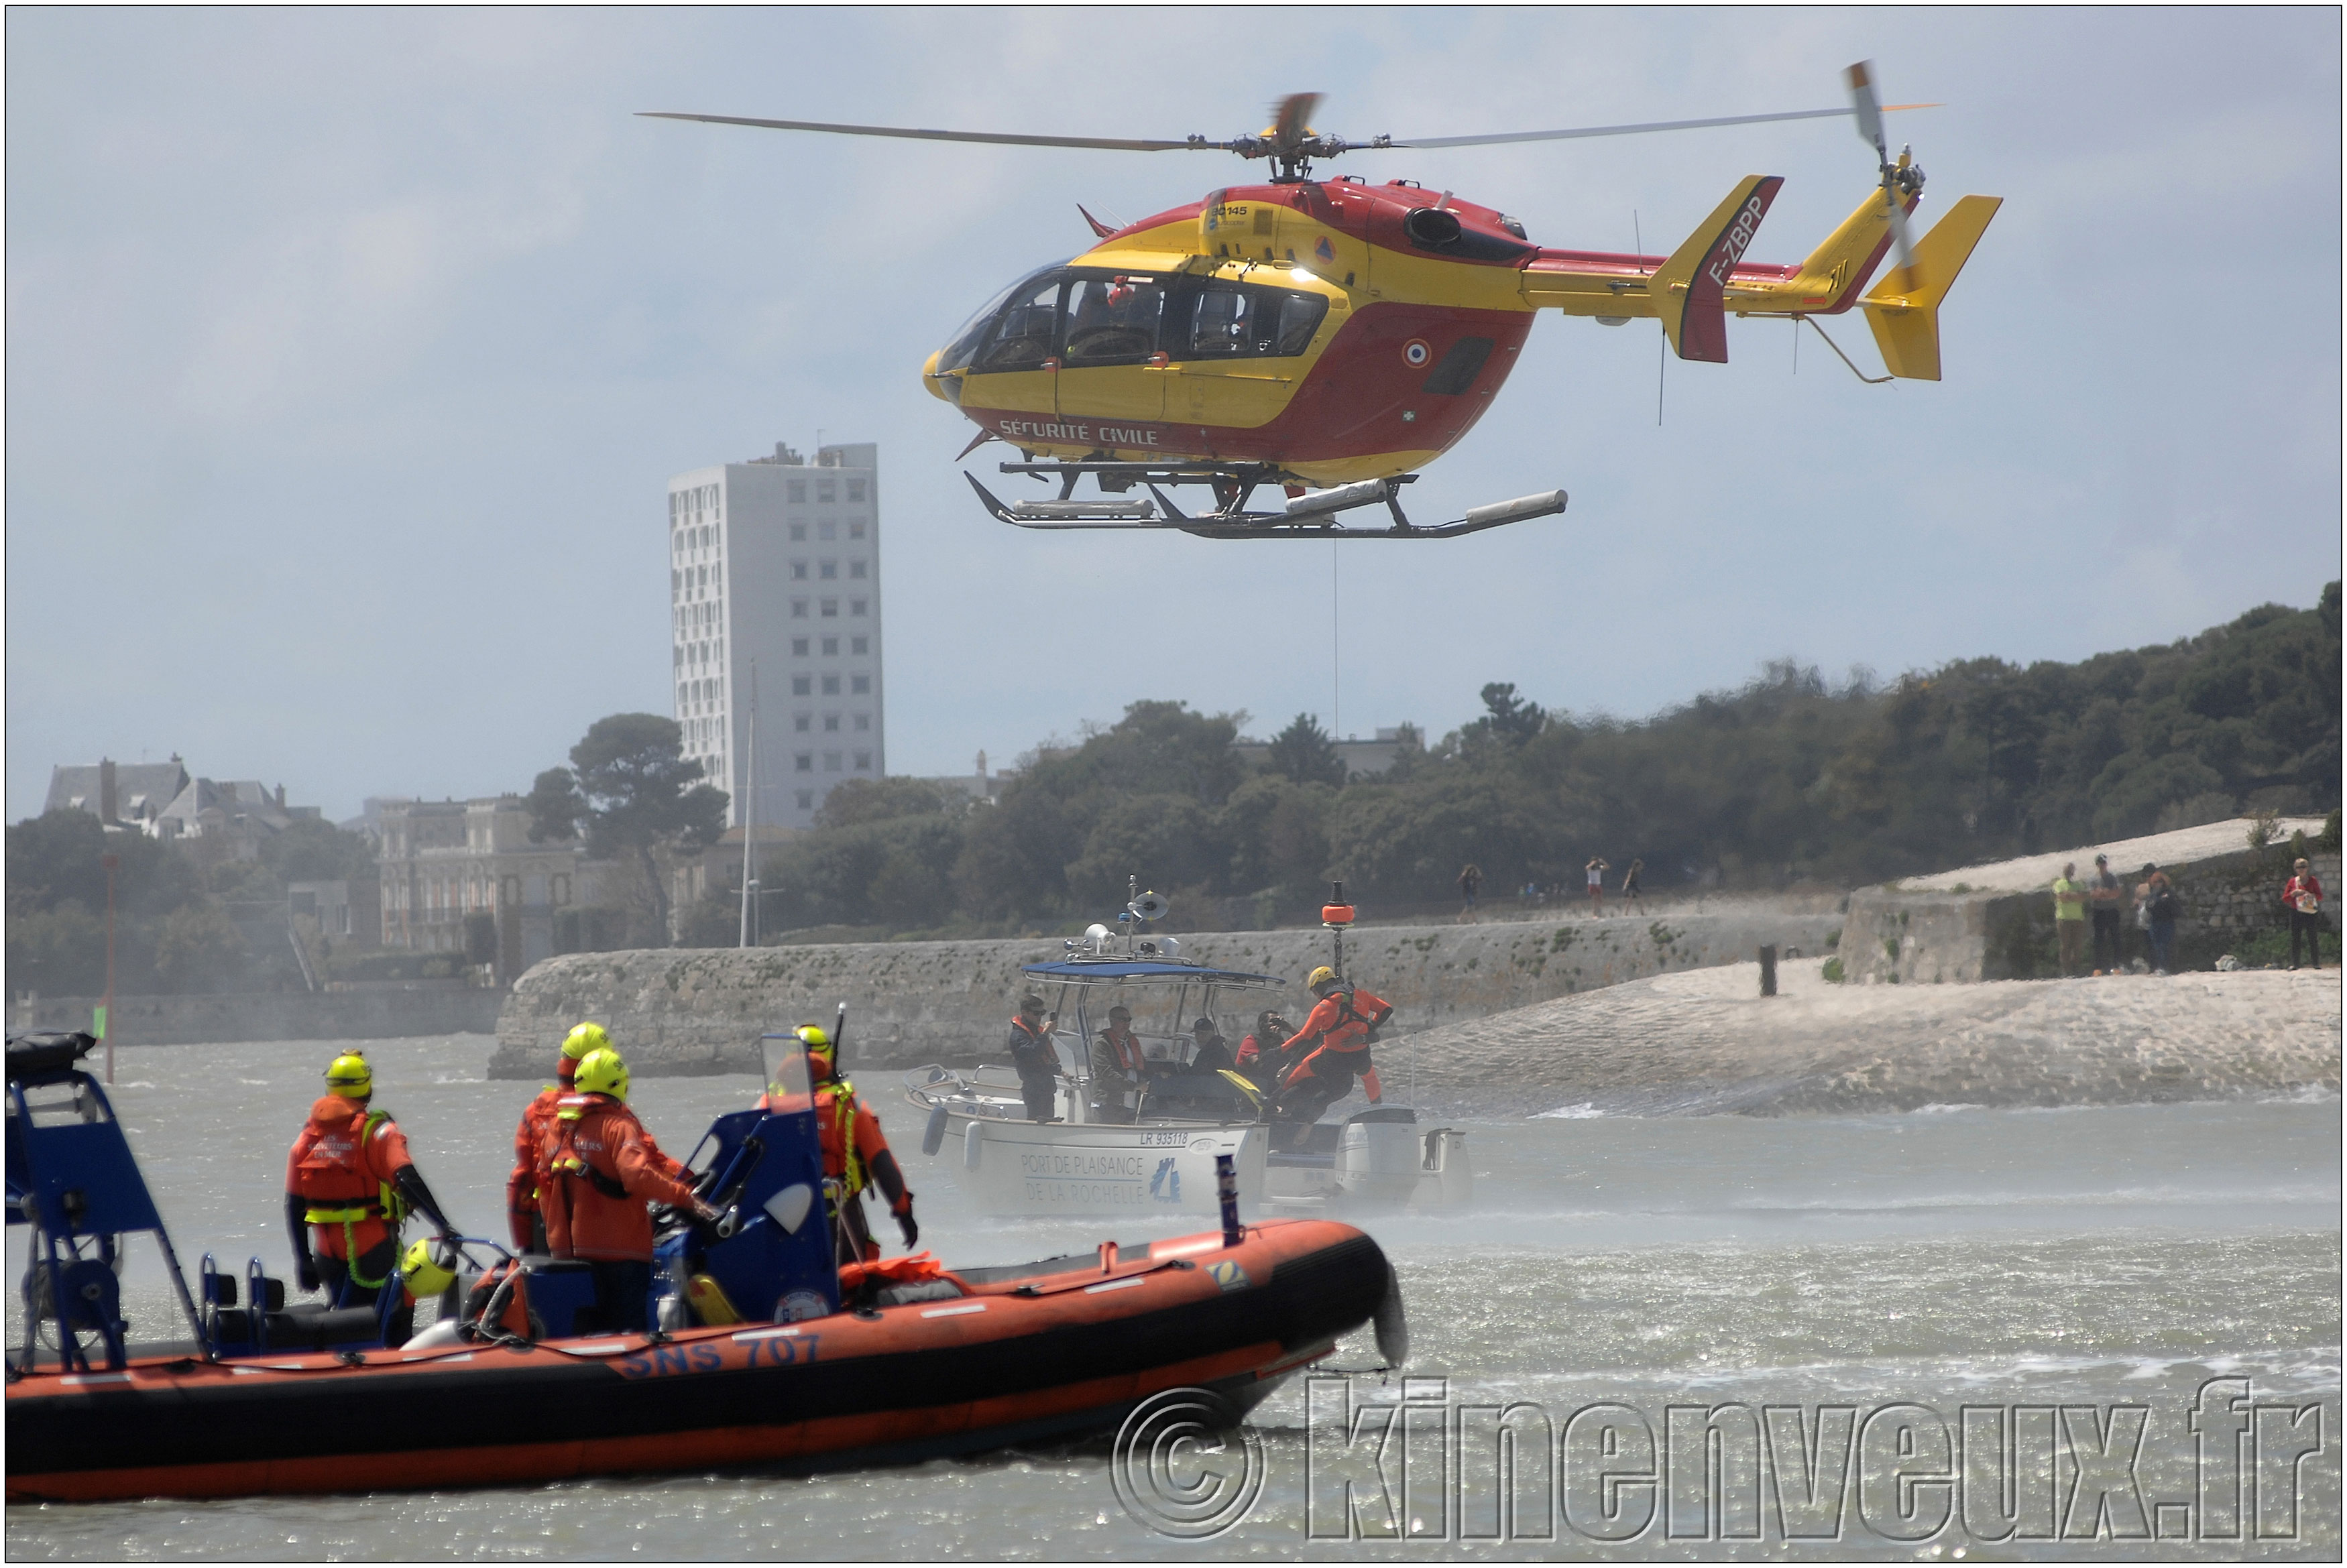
[937,265,1059,375]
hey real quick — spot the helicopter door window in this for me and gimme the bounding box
[1271,290,1328,355]
[1186,286,1254,357]
[1062,274,1167,366]
[974,275,1067,373]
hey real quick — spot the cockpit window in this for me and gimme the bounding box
[938,267,1053,375]
[972,272,1068,374]
[1062,274,1168,367]
[1182,283,1328,359]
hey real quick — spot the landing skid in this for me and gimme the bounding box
[965,461,1566,540]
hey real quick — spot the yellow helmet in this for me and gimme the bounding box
[795,1025,836,1078]
[1306,966,1338,991]
[325,1052,373,1099]
[574,1046,630,1101]
[562,1022,610,1062]
[401,1237,457,1299]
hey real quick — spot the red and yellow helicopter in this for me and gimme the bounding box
[646,64,1999,539]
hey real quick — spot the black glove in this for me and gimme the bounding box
[897,1208,919,1250]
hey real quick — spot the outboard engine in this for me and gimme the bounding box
[1335,1107,1422,1209]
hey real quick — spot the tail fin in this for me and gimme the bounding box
[1648,175,1783,363]
[1860,195,2002,381]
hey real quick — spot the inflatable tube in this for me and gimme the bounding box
[7,1219,1385,1502]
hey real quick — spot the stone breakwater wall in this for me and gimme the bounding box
[9,987,504,1047]
[488,899,1842,1079]
[1843,822,2337,985]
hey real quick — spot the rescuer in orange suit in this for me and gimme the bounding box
[506,1022,607,1253]
[284,1051,453,1315]
[759,1024,917,1266]
[540,1046,719,1334]
[1271,966,1394,1136]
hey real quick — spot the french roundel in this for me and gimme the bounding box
[1402,339,1432,368]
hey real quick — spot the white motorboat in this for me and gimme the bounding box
[902,895,1471,1219]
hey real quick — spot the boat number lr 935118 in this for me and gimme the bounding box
[1139,1130,1188,1146]
[618,1334,821,1378]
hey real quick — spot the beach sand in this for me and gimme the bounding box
[1400,957,2341,1113]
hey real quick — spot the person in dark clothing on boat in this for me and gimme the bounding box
[1187,1017,1237,1076]
[1005,994,1062,1122]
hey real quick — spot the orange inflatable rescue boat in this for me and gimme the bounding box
[5,1029,1404,1503]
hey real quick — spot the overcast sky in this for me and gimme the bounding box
[7,7,2340,823]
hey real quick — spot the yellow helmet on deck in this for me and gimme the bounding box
[574,1046,630,1101]
[402,1237,457,1299]
[562,1022,610,1061]
[325,1052,373,1099]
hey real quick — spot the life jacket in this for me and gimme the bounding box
[1286,989,1390,1085]
[1098,1028,1147,1075]
[542,1094,655,1262]
[290,1098,406,1227]
[818,1080,866,1199]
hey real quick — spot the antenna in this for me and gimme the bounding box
[738,660,758,947]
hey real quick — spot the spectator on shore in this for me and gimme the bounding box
[1456,864,1483,924]
[2283,857,2326,970]
[2051,861,2089,976]
[1621,858,1647,914]
[2136,865,2179,974]
[1585,857,1609,918]
[2088,853,2125,974]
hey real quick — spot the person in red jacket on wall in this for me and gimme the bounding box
[506,1022,606,1253]
[539,1046,718,1333]
[2283,857,2327,970]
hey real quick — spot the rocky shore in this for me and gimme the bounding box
[1403,957,2341,1114]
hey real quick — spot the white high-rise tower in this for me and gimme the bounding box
[667,440,884,830]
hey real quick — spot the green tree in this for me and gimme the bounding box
[528,714,728,942]
[815,776,954,829]
[154,904,248,992]
[261,817,378,884]
[1265,713,1345,787]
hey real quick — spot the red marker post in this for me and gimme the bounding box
[101,853,119,1084]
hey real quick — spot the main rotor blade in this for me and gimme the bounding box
[1269,92,1323,147]
[638,110,1220,154]
[1383,103,1935,151]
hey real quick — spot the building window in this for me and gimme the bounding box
[823,751,843,772]
[819,560,838,580]
[821,636,839,656]
[794,714,810,732]
[821,674,841,695]
[851,636,868,655]
[854,751,872,771]
[847,478,867,502]
[850,520,866,539]
[817,479,837,503]
[790,522,806,540]
[852,674,871,694]
[795,790,815,810]
[818,520,837,541]
[820,598,838,618]
[791,561,807,580]
[787,480,807,503]
[854,713,871,731]
[849,560,867,579]
[795,753,813,773]
[850,599,868,617]
[792,676,811,696]
[823,714,840,732]
[792,637,809,656]
[791,599,808,618]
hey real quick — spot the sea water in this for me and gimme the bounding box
[7,1035,2338,1560]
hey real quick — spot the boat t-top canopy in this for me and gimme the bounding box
[1020,958,1286,990]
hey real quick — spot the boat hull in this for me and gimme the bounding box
[7,1219,1387,1503]
[942,1115,1267,1217]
